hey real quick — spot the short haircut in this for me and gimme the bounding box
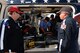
[50,14,54,18]
[45,17,50,21]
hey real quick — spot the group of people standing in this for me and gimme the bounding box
[39,15,57,35]
[0,5,80,53]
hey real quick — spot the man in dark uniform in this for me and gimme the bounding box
[58,7,79,53]
[0,6,24,53]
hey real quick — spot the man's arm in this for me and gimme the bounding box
[40,27,45,33]
[59,39,63,52]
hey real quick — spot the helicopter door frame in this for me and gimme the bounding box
[5,4,76,18]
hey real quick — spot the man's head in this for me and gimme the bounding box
[50,14,54,20]
[45,17,50,22]
[8,6,23,21]
[58,7,72,20]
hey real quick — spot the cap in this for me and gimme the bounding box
[8,6,23,14]
[57,7,72,13]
